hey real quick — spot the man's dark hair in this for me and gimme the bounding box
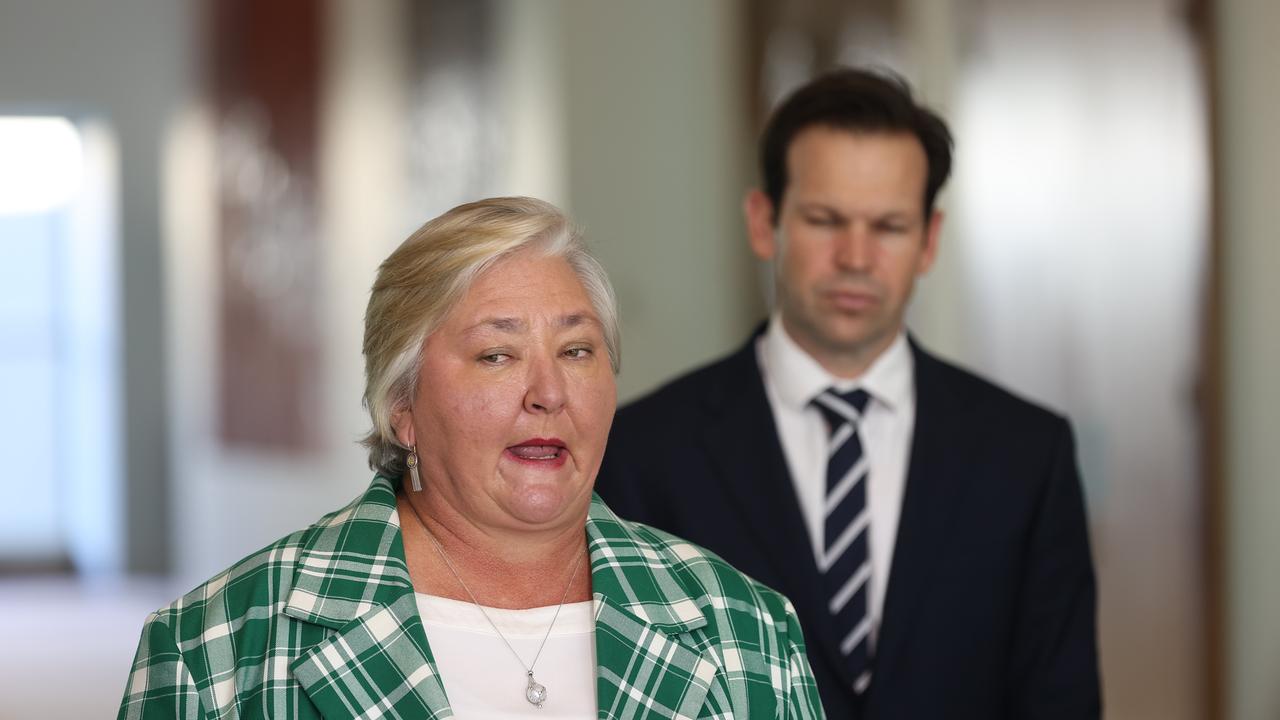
[760,68,954,222]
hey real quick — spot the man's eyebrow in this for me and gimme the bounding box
[795,201,844,214]
[875,210,915,221]
[796,202,917,222]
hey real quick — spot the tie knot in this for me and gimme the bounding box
[813,388,871,434]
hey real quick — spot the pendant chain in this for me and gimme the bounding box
[402,495,587,683]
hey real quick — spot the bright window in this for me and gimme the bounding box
[0,117,120,573]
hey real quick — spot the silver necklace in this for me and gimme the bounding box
[404,497,586,710]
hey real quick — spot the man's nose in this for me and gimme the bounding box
[834,223,875,271]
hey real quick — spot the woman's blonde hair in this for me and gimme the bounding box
[361,196,620,477]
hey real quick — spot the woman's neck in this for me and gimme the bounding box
[397,490,593,609]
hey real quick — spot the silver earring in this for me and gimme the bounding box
[407,445,422,492]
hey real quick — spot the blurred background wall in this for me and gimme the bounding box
[0,0,1275,718]
[1218,1,1280,717]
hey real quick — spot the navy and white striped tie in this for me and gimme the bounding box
[813,388,874,695]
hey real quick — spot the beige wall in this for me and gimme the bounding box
[1218,1,1280,718]
[558,0,762,402]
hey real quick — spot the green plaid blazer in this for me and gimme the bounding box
[119,476,824,719]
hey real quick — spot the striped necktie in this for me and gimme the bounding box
[813,387,874,695]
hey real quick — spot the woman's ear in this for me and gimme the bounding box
[390,406,416,448]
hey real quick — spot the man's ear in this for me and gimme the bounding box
[390,406,416,448]
[917,209,943,276]
[744,189,779,261]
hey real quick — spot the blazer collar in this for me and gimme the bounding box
[586,497,718,718]
[283,475,415,630]
[284,477,715,719]
[584,493,708,634]
[284,476,452,719]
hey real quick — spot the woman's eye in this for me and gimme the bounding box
[480,352,511,364]
[564,347,592,359]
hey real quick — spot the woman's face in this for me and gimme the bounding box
[398,250,616,532]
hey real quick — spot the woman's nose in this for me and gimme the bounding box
[524,357,568,414]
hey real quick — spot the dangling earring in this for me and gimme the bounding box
[406,445,422,492]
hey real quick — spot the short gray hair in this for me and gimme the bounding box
[361,196,620,476]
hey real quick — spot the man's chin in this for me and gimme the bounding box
[820,318,904,358]
[782,310,892,359]
[817,317,881,349]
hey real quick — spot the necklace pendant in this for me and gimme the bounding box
[525,672,547,708]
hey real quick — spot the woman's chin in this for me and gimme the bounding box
[500,480,587,527]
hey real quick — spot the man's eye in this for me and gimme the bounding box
[480,353,511,364]
[564,347,592,359]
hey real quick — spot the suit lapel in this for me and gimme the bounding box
[698,338,848,684]
[587,497,718,719]
[290,593,452,719]
[283,477,453,719]
[873,342,977,686]
[593,597,718,720]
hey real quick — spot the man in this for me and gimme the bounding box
[595,69,1100,719]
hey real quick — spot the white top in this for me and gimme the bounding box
[756,313,915,648]
[415,593,597,719]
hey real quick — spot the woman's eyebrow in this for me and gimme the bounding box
[466,317,526,335]
[559,312,601,329]
[464,313,599,335]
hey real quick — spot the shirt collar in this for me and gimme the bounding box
[760,312,914,412]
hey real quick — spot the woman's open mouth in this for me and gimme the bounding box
[505,438,568,468]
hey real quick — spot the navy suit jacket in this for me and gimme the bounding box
[595,331,1100,719]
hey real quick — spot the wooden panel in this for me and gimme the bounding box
[209,0,324,451]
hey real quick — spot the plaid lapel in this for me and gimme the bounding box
[282,476,454,719]
[586,497,719,719]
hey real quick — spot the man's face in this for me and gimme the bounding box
[746,126,941,377]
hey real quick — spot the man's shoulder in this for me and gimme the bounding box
[914,342,1070,434]
[617,333,1069,427]
[616,338,759,425]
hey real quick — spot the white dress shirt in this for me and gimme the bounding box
[756,314,915,647]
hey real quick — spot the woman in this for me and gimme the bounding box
[119,197,823,719]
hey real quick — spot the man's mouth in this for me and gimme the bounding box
[825,288,881,311]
